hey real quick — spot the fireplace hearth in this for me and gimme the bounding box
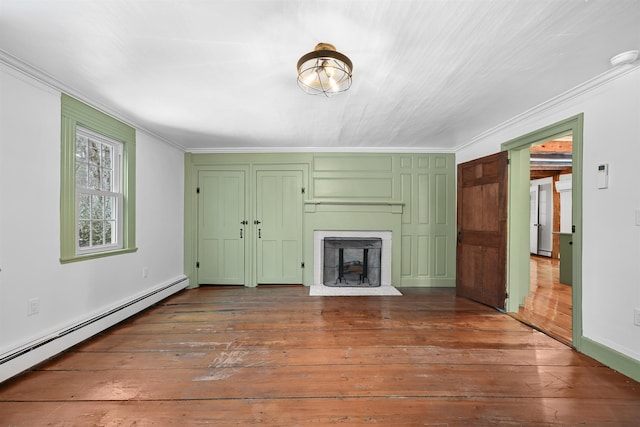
[323,237,382,287]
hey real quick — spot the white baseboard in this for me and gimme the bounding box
[0,276,189,383]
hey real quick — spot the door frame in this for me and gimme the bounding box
[185,161,251,287]
[501,113,583,349]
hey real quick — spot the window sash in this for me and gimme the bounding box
[76,190,123,254]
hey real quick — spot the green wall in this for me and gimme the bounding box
[185,152,456,287]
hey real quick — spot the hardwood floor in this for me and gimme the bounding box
[1,286,639,426]
[511,255,573,346]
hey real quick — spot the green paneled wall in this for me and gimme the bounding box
[184,152,456,287]
[397,155,456,286]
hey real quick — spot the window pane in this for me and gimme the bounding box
[91,195,104,219]
[76,135,87,161]
[104,197,114,220]
[88,140,100,165]
[75,163,88,188]
[101,145,112,168]
[89,165,100,190]
[101,169,112,191]
[78,220,90,248]
[105,221,114,244]
[91,221,104,246]
[79,193,91,220]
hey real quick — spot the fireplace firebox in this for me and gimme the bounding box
[323,237,382,287]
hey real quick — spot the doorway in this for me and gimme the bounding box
[515,137,573,345]
[530,177,553,257]
[501,114,583,349]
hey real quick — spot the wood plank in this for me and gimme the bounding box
[42,347,598,371]
[71,329,567,353]
[3,365,639,401]
[1,398,639,426]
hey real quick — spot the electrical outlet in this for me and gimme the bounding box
[634,308,640,327]
[28,298,40,316]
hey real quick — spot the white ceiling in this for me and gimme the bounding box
[1,0,639,152]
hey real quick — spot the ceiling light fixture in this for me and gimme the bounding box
[297,43,353,97]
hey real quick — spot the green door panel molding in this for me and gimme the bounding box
[184,153,456,288]
[256,170,304,284]
[197,170,246,285]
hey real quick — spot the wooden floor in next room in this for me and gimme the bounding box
[0,286,638,425]
[511,255,573,346]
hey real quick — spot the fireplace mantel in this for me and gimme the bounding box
[304,200,403,214]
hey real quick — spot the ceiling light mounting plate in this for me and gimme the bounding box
[610,50,639,67]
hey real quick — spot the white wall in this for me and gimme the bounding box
[456,66,640,363]
[0,64,186,378]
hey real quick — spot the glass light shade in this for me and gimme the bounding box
[297,43,353,97]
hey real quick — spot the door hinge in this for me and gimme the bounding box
[505,292,509,299]
[196,262,200,268]
[196,187,200,194]
[572,225,576,233]
[301,262,305,268]
[301,187,305,194]
[507,158,511,165]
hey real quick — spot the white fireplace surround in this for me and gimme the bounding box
[314,230,393,286]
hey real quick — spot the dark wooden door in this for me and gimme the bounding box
[456,151,508,310]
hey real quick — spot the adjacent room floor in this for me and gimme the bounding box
[511,255,573,345]
[1,286,638,425]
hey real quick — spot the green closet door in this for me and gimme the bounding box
[256,170,303,284]
[198,170,246,285]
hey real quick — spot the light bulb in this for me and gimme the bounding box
[302,71,318,87]
[322,60,336,78]
[328,77,338,91]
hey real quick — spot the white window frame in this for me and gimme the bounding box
[75,127,124,255]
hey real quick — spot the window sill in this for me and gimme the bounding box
[60,247,138,264]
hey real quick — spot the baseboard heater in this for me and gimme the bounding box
[0,277,188,368]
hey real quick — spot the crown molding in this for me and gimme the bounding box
[186,146,456,154]
[457,62,640,152]
[0,49,186,152]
